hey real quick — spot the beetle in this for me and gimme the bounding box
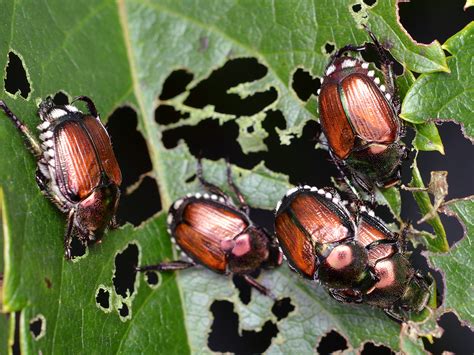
[275,185,430,319]
[137,161,283,298]
[274,186,378,294]
[0,96,122,259]
[317,28,406,193]
[332,206,431,320]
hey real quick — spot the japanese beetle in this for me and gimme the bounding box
[318,29,406,193]
[274,186,377,293]
[0,97,122,259]
[333,207,431,320]
[137,162,283,298]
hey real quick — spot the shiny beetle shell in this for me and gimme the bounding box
[319,57,399,161]
[274,186,374,290]
[0,96,122,259]
[355,212,430,313]
[318,45,406,191]
[168,194,282,275]
[52,115,122,202]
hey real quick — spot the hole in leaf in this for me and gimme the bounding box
[69,236,86,259]
[159,69,194,100]
[113,243,139,299]
[262,117,339,187]
[272,297,294,321]
[407,245,444,307]
[357,40,404,76]
[29,315,46,340]
[424,312,474,354]
[184,58,277,116]
[249,208,275,233]
[12,312,20,354]
[44,277,52,289]
[246,126,254,134]
[292,68,321,101]
[232,274,253,305]
[52,91,69,105]
[162,108,339,188]
[440,213,466,247]
[145,271,160,287]
[362,0,376,6]
[352,3,362,13]
[398,0,473,44]
[163,118,255,167]
[317,330,348,354]
[119,303,129,318]
[401,122,474,245]
[155,104,189,125]
[117,176,162,226]
[4,51,30,99]
[106,106,152,189]
[323,42,335,55]
[208,300,278,353]
[96,287,111,310]
[361,342,394,355]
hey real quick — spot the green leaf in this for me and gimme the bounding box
[376,187,401,219]
[430,197,474,326]
[401,22,474,141]
[364,0,449,73]
[396,63,444,154]
[412,122,445,154]
[0,0,452,353]
[407,160,449,252]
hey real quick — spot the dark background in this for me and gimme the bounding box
[4,0,473,353]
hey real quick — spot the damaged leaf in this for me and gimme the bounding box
[401,22,474,141]
[406,160,449,252]
[430,197,474,326]
[0,0,462,354]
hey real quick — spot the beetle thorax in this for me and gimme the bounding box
[226,227,271,274]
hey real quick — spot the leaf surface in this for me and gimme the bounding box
[0,0,460,353]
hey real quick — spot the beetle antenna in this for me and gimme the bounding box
[0,100,42,157]
[72,96,99,118]
[242,274,276,300]
[225,160,249,214]
[136,260,196,272]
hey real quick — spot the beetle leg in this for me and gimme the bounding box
[225,161,250,214]
[329,289,363,304]
[109,216,119,229]
[37,97,55,120]
[383,307,404,322]
[64,209,76,260]
[72,96,99,118]
[0,100,42,159]
[242,274,276,300]
[329,150,362,200]
[196,159,229,199]
[331,44,366,63]
[363,26,401,113]
[136,260,196,272]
